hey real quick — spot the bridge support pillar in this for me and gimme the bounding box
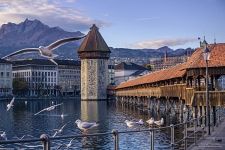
[157,98,160,112]
[179,100,184,121]
[204,106,207,126]
[213,106,216,126]
[199,106,203,125]
[193,106,198,119]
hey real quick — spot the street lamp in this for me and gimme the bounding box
[202,38,211,135]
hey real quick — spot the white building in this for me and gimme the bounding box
[54,59,81,96]
[12,59,58,97]
[108,64,115,85]
[0,59,12,97]
[114,62,149,85]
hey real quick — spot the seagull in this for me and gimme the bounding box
[57,138,75,149]
[15,134,34,140]
[34,103,63,115]
[125,119,144,128]
[52,123,68,137]
[66,138,75,148]
[154,118,164,126]
[1,36,85,63]
[75,119,99,132]
[146,117,154,125]
[7,97,15,111]
[0,132,7,140]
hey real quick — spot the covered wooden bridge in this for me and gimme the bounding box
[115,43,225,119]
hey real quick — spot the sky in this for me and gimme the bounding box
[0,0,225,49]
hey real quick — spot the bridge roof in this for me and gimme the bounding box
[116,63,186,89]
[116,43,225,89]
[186,43,225,69]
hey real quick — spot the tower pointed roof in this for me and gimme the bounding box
[78,24,110,53]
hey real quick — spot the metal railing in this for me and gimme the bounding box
[0,113,224,150]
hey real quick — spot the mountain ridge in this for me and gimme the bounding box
[0,19,194,59]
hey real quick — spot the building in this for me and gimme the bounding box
[12,59,58,97]
[54,59,81,96]
[78,24,111,100]
[0,59,12,97]
[114,62,149,85]
[108,64,115,85]
[149,56,188,71]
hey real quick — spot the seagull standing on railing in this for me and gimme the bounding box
[154,118,164,126]
[125,119,144,128]
[52,123,68,137]
[75,119,99,132]
[7,97,15,111]
[0,132,7,140]
[2,36,85,64]
[146,117,154,125]
[34,103,63,115]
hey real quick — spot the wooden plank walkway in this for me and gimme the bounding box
[188,118,225,150]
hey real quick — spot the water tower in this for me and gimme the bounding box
[78,24,111,100]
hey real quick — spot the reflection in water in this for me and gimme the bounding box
[80,101,107,122]
[0,98,185,149]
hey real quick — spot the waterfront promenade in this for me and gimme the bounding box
[189,118,225,150]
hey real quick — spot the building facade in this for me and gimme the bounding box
[55,59,81,96]
[114,62,149,85]
[108,64,115,85]
[78,24,111,100]
[0,59,12,97]
[12,59,58,97]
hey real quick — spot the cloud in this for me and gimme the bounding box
[0,0,109,31]
[132,38,197,49]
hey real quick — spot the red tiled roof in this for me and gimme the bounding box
[116,63,186,89]
[186,43,225,69]
[78,24,110,52]
[116,43,225,89]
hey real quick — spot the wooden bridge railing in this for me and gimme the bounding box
[116,84,225,106]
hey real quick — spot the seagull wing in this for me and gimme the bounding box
[2,48,40,59]
[9,97,15,105]
[57,144,66,150]
[60,123,67,130]
[81,122,96,129]
[46,36,85,51]
[34,108,47,115]
[52,103,63,108]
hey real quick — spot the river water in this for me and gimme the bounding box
[0,98,185,149]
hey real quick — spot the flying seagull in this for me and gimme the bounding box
[57,138,75,149]
[52,122,69,137]
[75,119,99,132]
[2,36,85,61]
[34,103,63,115]
[14,134,34,140]
[7,97,15,111]
[0,131,7,140]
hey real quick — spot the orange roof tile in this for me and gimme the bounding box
[116,63,186,89]
[186,43,225,69]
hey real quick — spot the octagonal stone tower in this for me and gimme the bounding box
[78,24,111,100]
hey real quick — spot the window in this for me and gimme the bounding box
[0,72,3,77]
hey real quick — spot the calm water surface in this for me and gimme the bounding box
[0,98,184,149]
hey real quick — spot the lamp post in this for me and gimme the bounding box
[202,38,211,135]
